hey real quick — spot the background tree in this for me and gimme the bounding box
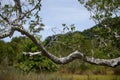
[0,0,120,68]
[78,0,120,39]
[78,0,120,23]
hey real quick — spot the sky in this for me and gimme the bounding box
[39,0,95,39]
[3,0,95,41]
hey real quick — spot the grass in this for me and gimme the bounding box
[0,69,120,80]
[72,75,120,80]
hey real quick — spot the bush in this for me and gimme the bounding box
[15,54,58,73]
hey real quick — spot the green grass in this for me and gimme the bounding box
[0,70,120,80]
[72,75,120,80]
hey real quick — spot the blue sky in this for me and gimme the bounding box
[39,0,95,39]
[3,0,95,41]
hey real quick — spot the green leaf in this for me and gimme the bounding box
[4,5,9,8]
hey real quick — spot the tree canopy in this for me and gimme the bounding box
[78,0,120,23]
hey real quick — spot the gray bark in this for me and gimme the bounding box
[23,51,120,67]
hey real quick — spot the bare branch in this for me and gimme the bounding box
[0,14,15,38]
[0,28,14,38]
[0,14,10,23]
[23,52,41,56]
[0,24,24,39]
[23,51,120,67]
[13,0,41,21]
[13,0,22,18]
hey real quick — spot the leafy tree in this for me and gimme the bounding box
[0,0,120,70]
[78,0,120,23]
[82,17,120,59]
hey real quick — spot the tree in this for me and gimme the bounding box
[0,0,120,68]
[78,0,120,40]
[78,0,120,23]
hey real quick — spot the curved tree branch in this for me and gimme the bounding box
[23,51,120,67]
[11,26,120,68]
[0,25,120,68]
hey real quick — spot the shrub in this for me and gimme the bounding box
[15,54,58,73]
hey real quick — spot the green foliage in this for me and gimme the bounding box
[78,0,120,23]
[62,24,76,32]
[0,37,58,73]
[0,0,120,75]
[0,17,119,73]
[0,40,7,63]
[45,31,91,56]
[82,17,120,58]
[44,17,120,73]
[15,55,57,73]
[11,37,58,73]
[46,18,120,58]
